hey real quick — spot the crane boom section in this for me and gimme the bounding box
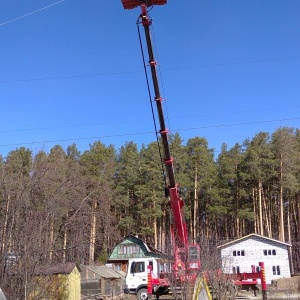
[121,0,201,286]
[140,5,188,248]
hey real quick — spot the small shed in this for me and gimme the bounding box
[80,265,125,297]
[30,262,81,300]
[217,233,291,284]
[107,234,166,273]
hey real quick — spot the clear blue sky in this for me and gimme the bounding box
[1,0,299,157]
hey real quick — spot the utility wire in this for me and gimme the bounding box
[0,109,299,133]
[136,13,167,188]
[1,57,300,84]
[0,70,142,84]
[151,21,170,129]
[165,56,300,71]
[174,117,300,131]
[0,131,154,147]
[0,0,66,27]
[0,117,299,148]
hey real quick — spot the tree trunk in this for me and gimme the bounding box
[63,214,68,264]
[279,155,285,242]
[193,163,198,244]
[258,180,264,236]
[153,196,157,249]
[224,215,228,239]
[161,208,166,253]
[287,201,294,275]
[262,189,271,238]
[253,188,257,234]
[1,194,10,253]
[49,218,54,261]
[89,198,97,264]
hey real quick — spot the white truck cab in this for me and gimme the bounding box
[124,257,170,300]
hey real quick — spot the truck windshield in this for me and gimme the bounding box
[131,261,145,273]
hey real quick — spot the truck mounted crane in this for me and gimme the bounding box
[120,2,268,300]
[120,1,205,300]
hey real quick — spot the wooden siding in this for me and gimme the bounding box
[29,266,81,300]
[67,267,81,300]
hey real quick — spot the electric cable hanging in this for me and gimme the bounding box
[151,21,179,171]
[136,13,167,189]
[151,22,172,135]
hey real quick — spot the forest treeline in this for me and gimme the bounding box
[1,126,300,298]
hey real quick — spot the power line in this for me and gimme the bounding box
[0,0,66,27]
[0,70,142,84]
[172,117,300,132]
[0,131,154,148]
[0,116,298,148]
[163,56,300,71]
[1,56,300,84]
[172,106,300,119]
[0,120,145,133]
[0,108,299,134]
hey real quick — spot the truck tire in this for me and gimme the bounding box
[137,288,148,300]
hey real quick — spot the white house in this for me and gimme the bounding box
[217,233,291,284]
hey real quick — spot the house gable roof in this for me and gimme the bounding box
[217,233,292,249]
[119,234,164,255]
[107,234,166,261]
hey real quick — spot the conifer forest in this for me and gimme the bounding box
[1,126,300,297]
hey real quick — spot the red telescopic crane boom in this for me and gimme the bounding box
[121,0,200,278]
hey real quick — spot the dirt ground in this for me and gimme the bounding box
[82,277,300,300]
[237,276,300,299]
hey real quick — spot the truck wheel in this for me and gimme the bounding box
[137,288,148,300]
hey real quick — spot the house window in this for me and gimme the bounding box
[233,250,245,256]
[119,244,141,255]
[232,266,240,274]
[272,265,280,275]
[263,249,277,256]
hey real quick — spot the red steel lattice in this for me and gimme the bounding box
[121,0,167,10]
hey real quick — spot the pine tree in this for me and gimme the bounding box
[185,137,217,243]
[241,132,275,237]
[272,127,299,242]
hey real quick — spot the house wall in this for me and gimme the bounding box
[29,274,68,299]
[220,236,290,284]
[68,267,81,300]
[29,268,81,300]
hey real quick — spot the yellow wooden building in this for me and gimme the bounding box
[29,262,81,300]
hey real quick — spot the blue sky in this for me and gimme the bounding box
[1,0,299,157]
